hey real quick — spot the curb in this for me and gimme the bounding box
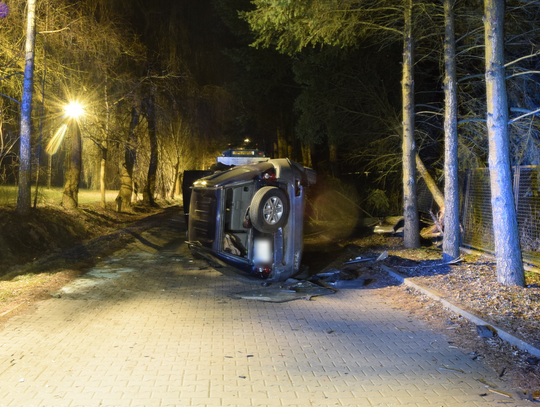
[381,264,540,358]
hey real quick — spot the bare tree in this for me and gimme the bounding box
[16,0,36,215]
[116,103,140,210]
[61,119,82,208]
[143,85,158,206]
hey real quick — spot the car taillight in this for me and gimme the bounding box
[257,266,272,279]
[261,169,276,181]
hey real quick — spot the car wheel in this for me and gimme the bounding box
[251,186,289,233]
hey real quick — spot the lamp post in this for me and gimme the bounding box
[61,101,84,208]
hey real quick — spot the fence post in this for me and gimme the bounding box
[513,165,520,210]
[462,169,472,227]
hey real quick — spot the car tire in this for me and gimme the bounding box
[251,186,289,233]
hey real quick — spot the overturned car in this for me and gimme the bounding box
[186,158,316,281]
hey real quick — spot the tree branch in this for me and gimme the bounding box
[508,107,540,124]
[38,26,70,34]
[458,118,486,125]
[0,94,20,105]
[504,51,540,67]
[506,70,540,79]
[0,72,24,82]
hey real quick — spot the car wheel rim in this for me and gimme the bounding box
[263,196,283,225]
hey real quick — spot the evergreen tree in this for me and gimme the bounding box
[484,0,524,286]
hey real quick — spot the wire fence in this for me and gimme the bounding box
[461,166,540,266]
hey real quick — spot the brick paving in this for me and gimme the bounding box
[0,214,526,406]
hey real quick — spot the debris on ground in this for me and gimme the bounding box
[476,325,497,338]
[308,268,376,289]
[232,280,335,302]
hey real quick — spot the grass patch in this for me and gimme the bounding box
[0,186,121,206]
[525,271,540,286]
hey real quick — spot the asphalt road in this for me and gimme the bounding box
[0,210,525,406]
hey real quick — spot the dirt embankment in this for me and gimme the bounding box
[0,203,166,276]
[0,203,175,324]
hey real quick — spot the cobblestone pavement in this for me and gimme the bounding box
[0,213,527,406]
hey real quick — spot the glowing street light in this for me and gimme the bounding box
[64,101,84,118]
[46,100,85,155]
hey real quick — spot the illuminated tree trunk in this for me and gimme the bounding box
[170,160,180,199]
[442,0,461,261]
[61,121,82,208]
[143,89,158,206]
[117,106,139,210]
[16,0,36,216]
[47,154,52,190]
[484,0,524,286]
[100,74,110,208]
[100,146,107,207]
[402,0,420,249]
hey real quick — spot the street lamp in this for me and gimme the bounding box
[46,101,85,155]
[64,101,84,118]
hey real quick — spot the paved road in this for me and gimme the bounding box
[0,212,525,406]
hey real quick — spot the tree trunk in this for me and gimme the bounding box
[34,46,47,209]
[415,153,445,210]
[402,0,420,249]
[484,0,524,286]
[100,74,110,208]
[61,121,82,208]
[100,147,107,207]
[329,143,339,177]
[143,89,158,206]
[47,154,52,190]
[301,142,312,168]
[175,173,181,196]
[117,106,139,210]
[170,159,180,199]
[277,126,287,158]
[16,0,37,216]
[442,0,461,261]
